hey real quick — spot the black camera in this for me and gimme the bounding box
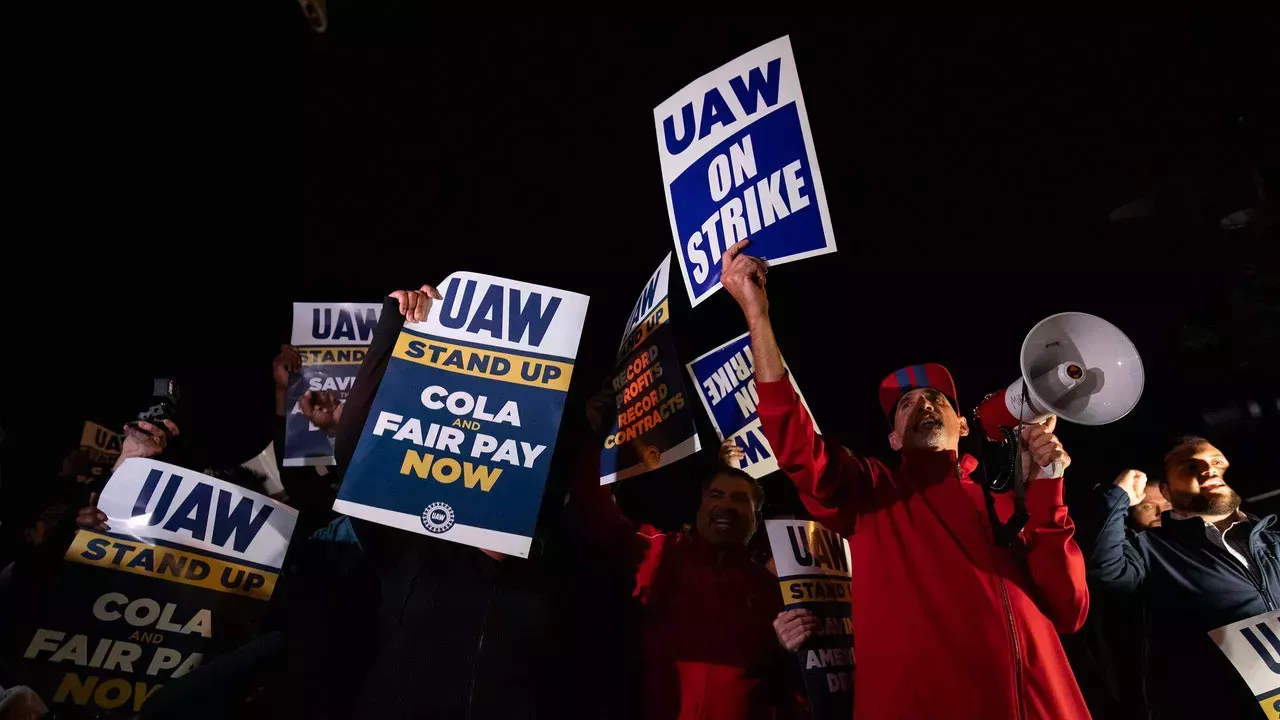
[131,378,180,434]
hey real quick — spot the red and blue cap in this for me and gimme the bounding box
[879,363,958,419]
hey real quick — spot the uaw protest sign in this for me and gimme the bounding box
[335,272,589,558]
[285,302,383,467]
[599,253,700,484]
[19,459,297,715]
[1211,610,1280,719]
[655,35,836,306]
[687,331,818,479]
[766,519,854,719]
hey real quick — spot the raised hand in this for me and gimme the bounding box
[390,285,443,323]
[113,420,179,471]
[273,344,302,389]
[300,390,344,431]
[719,438,746,468]
[720,240,770,321]
[1020,416,1071,480]
[1113,469,1149,507]
[76,492,109,531]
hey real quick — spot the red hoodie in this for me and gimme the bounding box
[756,376,1091,720]
[569,455,794,720]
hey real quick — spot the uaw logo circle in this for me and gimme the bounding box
[421,502,456,534]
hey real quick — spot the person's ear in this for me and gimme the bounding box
[957,416,970,438]
[888,430,903,451]
[1159,481,1171,502]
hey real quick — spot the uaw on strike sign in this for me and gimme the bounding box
[687,331,818,479]
[17,459,298,716]
[336,272,589,558]
[1211,610,1280,719]
[655,35,836,306]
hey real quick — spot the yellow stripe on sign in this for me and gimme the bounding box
[297,346,368,366]
[65,531,279,601]
[392,334,574,391]
[619,299,670,357]
[780,578,853,604]
[1260,695,1280,720]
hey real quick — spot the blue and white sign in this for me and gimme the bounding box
[1210,610,1280,717]
[655,35,836,306]
[284,302,382,467]
[334,272,589,558]
[687,332,818,479]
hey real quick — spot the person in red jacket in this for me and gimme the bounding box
[570,396,799,720]
[720,239,1091,720]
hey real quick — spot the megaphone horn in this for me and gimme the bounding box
[976,312,1145,477]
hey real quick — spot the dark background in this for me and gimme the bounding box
[3,8,1277,529]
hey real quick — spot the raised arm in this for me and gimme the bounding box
[1080,470,1150,594]
[333,286,439,471]
[721,240,873,537]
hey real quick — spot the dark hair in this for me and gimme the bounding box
[702,467,765,512]
[1161,435,1214,479]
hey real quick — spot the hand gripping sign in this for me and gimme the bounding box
[600,253,701,484]
[334,272,589,558]
[655,35,836,306]
[686,331,818,479]
[284,302,383,467]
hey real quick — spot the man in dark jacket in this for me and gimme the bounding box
[1082,436,1279,719]
[719,239,1091,719]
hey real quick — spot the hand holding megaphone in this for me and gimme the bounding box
[1020,416,1071,480]
[976,312,1145,481]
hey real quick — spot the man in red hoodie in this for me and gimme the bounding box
[571,396,799,720]
[721,240,1092,719]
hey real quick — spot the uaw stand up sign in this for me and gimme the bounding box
[17,459,298,716]
[284,302,383,467]
[766,519,854,718]
[335,272,589,558]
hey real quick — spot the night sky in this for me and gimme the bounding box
[4,9,1277,528]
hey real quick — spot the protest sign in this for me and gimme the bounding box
[334,272,589,558]
[600,253,700,484]
[69,421,123,485]
[766,519,854,719]
[686,332,818,478]
[284,302,382,467]
[1210,610,1280,718]
[18,458,297,715]
[655,35,836,306]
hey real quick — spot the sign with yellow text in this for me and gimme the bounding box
[285,302,383,467]
[766,519,854,720]
[335,272,589,558]
[15,459,298,715]
[599,254,700,484]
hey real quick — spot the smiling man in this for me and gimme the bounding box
[1085,436,1280,719]
[720,240,1091,720]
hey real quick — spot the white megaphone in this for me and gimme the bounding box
[975,312,1145,478]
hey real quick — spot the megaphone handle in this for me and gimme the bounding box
[1041,461,1065,479]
